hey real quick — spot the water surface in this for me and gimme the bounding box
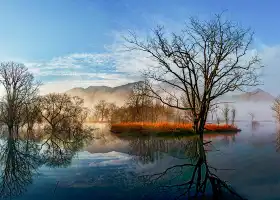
[0,122,279,200]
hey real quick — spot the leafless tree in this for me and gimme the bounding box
[208,104,219,123]
[231,108,236,125]
[272,96,280,122]
[94,100,110,121]
[0,117,93,198]
[107,102,118,123]
[37,93,94,166]
[124,13,262,139]
[127,81,154,122]
[37,93,89,134]
[0,62,40,135]
[216,117,220,125]
[276,128,280,152]
[20,98,42,134]
[248,112,255,122]
[222,104,230,125]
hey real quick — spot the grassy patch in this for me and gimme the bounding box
[111,122,241,138]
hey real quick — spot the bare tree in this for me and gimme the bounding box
[0,62,40,135]
[94,100,109,121]
[128,81,154,122]
[208,104,219,123]
[107,102,118,123]
[272,96,280,123]
[248,112,255,122]
[124,13,262,138]
[37,93,89,134]
[222,104,230,125]
[20,98,42,133]
[231,107,236,125]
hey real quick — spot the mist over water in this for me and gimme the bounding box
[215,101,274,122]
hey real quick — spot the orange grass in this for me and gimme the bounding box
[111,122,240,134]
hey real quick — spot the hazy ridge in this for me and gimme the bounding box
[66,82,275,121]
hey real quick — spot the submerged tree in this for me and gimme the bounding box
[0,62,40,135]
[37,93,88,133]
[37,93,93,167]
[125,13,262,139]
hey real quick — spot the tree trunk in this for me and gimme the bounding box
[8,126,13,136]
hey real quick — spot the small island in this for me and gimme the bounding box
[110,122,241,137]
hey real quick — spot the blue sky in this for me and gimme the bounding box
[1,0,280,95]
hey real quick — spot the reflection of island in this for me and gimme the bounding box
[204,133,236,146]
[84,123,130,154]
[124,133,237,164]
[136,134,245,199]
[127,137,200,164]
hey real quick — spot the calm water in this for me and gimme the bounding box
[0,122,280,200]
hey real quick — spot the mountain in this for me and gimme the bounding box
[66,83,275,108]
[66,82,142,107]
[231,88,275,102]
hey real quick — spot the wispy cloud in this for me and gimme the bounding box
[12,24,280,96]
[21,33,154,94]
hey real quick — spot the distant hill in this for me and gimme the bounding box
[231,88,275,102]
[66,83,275,108]
[66,82,142,107]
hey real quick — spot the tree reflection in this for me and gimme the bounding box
[40,123,93,167]
[128,137,200,164]
[0,123,94,199]
[132,135,246,199]
[0,133,42,198]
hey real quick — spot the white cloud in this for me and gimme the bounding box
[75,151,133,167]
[1,26,278,96]
[20,49,145,94]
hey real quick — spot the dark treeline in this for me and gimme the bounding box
[0,62,91,136]
[0,62,94,198]
[89,82,237,125]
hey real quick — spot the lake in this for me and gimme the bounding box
[0,122,279,200]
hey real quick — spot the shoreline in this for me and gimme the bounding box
[110,122,241,138]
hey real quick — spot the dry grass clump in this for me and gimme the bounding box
[111,122,239,134]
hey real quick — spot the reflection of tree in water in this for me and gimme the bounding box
[204,134,236,147]
[0,133,42,198]
[136,136,246,200]
[220,135,236,146]
[37,93,95,167]
[128,137,200,164]
[40,124,93,167]
[0,125,94,199]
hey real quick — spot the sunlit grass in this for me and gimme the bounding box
[111,122,240,135]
